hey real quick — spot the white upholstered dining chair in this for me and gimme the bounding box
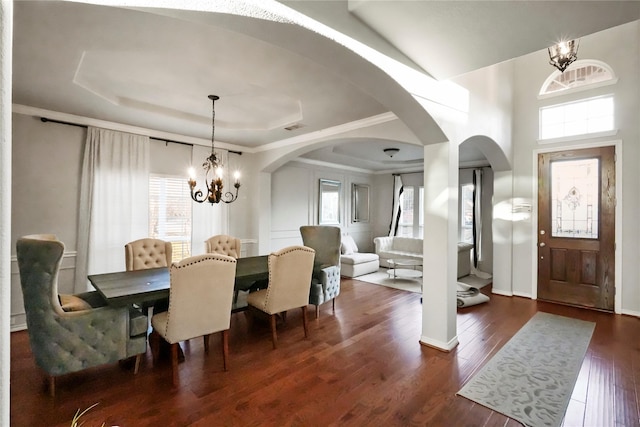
[205,234,241,259]
[125,237,173,314]
[124,238,173,271]
[150,253,237,387]
[246,245,315,349]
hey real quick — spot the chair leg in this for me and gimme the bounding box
[315,304,319,319]
[270,314,278,349]
[171,343,179,387]
[301,306,308,338]
[48,376,55,397]
[332,298,336,312]
[221,329,229,371]
[203,334,210,354]
[133,353,142,375]
[150,329,161,363]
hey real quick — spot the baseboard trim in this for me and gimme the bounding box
[492,289,513,297]
[513,291,532,299]
[419,335,459,352]
[620,309,640,318]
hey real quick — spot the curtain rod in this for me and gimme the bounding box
[459,165,490,170]
[39,117,243,155]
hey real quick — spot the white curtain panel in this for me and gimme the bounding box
[190,144,227,255]
[388,174,403,237]
[75,127,150,292]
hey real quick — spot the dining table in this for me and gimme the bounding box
[88,255,269,311]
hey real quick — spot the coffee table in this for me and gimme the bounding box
[387,258,423,282]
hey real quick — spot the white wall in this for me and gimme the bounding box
[510,21,640,313]
[270,160,376,252]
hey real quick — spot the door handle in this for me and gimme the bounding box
[539,242,546,247]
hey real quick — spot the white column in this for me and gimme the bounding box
[420,141,459,350]
[491,170,514,296]
[0,1,12,424]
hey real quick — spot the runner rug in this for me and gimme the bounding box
[456,312,595,427]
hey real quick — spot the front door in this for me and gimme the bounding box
[537,146,615,311]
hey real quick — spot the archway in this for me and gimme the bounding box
[459,135,513,296]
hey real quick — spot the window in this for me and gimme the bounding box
[540,61,616,97]
[551,158,599,239]
[149,174,192,262]
[398,188,414,237]
[398,186,424,238]
[418,187,424,237]
[539,95,614,140]
[460,184,474,244]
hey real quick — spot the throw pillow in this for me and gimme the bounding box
[59,294,92,312]
[341,235,358,255]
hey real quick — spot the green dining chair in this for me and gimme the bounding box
[16,234,148,396]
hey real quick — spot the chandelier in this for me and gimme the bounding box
[548,39,579,73]
[188,95,241,204]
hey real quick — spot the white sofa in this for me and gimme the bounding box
[373,236,473,279]
[373,236,423,268]
[340,234,380,278]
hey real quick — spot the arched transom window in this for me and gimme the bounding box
[539,60,617,141]
[540,60,616,96]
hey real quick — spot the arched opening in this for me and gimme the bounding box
[459,135,512,296]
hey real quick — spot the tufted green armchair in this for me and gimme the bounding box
[300,226,341,319]
[16,234,148,396]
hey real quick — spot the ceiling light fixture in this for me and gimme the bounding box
[548,39,579,73]
[188,95,241,204]
[384,148,400,158]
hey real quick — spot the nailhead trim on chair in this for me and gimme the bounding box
[164,254,238,337]
[261,246,316,312]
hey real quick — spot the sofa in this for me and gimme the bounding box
[373,236,473,279]
[339,234,379,278]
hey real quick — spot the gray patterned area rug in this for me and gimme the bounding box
[457,312,595,427]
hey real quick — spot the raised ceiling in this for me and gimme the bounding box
[12,1,640,172]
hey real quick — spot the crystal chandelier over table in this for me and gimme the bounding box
[188,95,241,204]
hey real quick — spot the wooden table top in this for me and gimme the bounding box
[88,255,269,307]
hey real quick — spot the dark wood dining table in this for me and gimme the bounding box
[88,255,269,311]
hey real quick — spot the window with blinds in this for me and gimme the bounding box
[149,174,192,262]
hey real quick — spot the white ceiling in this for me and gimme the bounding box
[12,1,640,172]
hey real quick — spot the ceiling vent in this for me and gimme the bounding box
[284,123,305,131]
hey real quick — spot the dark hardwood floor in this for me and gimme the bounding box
[10,278,640,426]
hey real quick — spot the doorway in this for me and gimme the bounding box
[537,146,615,311]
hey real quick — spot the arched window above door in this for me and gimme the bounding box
[539,60,617,98]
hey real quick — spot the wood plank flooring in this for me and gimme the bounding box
[10,279,640,426]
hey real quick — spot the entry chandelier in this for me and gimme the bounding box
[548,39,579,73]
[188,95,241,204]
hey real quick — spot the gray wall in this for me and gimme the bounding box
[9,112,252,329]
[11,114,84,329]
[270,161,376,253]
